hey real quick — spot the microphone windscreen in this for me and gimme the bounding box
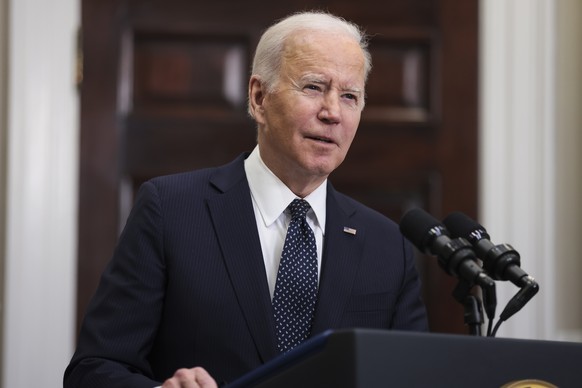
[399,208,441,249]
[442,211,484,239]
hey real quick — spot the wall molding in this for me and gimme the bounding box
[2,0,79,386]
[480,0,582,341]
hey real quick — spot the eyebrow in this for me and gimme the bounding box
[299,74,327,85]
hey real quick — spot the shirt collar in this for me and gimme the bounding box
[244,146,327,232]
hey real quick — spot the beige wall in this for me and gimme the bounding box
[0,0,7,382]
[555,0,582,339]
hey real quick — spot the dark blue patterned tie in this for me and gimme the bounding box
[272,199,318,353]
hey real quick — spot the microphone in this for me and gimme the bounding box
[399,208,496,314]
[442,211,538,289]
[442,212,539,331]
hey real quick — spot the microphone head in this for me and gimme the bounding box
[442,211,490,244]
[400,208,448,251]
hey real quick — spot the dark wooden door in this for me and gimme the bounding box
[78,0,478,334]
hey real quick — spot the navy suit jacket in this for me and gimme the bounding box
[64,153,428,387]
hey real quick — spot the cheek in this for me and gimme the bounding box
[342,113,361,140]
[266,94,306,126]
[291,98,319,119]
[280,103,317,135]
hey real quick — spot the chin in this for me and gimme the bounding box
[299,152,344,176]
[305,161,339,177]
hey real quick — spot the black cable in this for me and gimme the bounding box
[491,318,503,337]
[487,317,494,337]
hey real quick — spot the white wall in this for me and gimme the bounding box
[2,0,79,387]
[0,0,580,386]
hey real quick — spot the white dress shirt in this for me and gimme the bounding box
[244,146,327,299]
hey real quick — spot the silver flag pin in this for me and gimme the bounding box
[343,226,357,235]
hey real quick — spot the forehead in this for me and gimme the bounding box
[281,30,366,87]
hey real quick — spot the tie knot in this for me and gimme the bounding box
[288,199,310,220]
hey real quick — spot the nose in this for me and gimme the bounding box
[318,92,341,124]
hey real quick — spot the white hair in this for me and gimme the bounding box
[248,11,372,114]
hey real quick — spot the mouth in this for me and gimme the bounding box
[306,135,335,144]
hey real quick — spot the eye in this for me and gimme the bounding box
[342,93,359,104]
[304,84,321,92]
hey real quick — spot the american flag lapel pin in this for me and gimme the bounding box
[343,226,357,235]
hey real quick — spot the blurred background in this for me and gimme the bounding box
[0,0,581,386]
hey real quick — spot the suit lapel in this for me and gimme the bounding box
[206,155,278,363]
[311,186,365,335]
[206,158,364,351]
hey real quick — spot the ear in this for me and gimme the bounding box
[248,75,267,123]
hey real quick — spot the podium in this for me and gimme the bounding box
[228,329,582,387]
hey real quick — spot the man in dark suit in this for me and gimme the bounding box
[64,11,428,388]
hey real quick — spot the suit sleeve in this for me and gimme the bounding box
[64,182,166,387]
[389,236,429,331]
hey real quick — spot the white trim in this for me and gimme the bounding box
[480,0,555,340]
[480,0,582,341]
[3,0,79,386]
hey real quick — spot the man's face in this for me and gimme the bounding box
[251,30,366,191]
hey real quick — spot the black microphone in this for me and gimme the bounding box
[442,211,539,330]
[399,208,496,297]
[442,211,538,289]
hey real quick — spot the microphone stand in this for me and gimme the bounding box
[452,273,497,336]
[452,280,483,336]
